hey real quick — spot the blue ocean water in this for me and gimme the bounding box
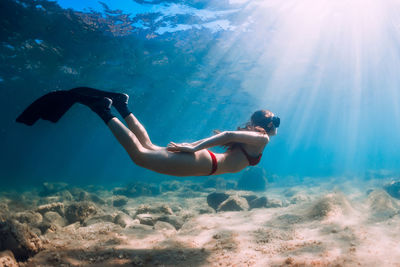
[1,0,400,190]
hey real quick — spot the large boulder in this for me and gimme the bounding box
[0,218,43,261]
[207,192,229,211]
[237,167,267,191]
[217,195,249,212]
[65,202,98,224]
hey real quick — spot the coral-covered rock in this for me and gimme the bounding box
[0,218,43,261]
[0,250,18,267]
[217,195,249,212]
[65,202,98,224]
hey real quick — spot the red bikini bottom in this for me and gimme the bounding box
[207,150,218,175]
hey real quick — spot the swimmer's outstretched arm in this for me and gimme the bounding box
[167,131,228,153]
[167,131,268,153]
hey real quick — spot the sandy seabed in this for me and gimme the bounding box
[1,177,400,267]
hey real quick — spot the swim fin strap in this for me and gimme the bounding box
[16,90,76,126]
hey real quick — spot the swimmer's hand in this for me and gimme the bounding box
[167,142,196,153]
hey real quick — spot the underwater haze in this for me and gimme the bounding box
[1,0,400,189]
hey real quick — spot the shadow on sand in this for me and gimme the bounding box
[27,247,210,267]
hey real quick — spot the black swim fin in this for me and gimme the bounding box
[16,90,76,126]
[69,87,131,118]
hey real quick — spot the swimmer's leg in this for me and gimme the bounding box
[69,87,160,150]
[123,113,163,150]
[78,95,150,167]
[107,117,150,168]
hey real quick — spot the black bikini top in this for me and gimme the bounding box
[239,146,262,166]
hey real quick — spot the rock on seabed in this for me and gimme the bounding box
[65,201,98,224]
[217,195,249,212]
[0,250,18,267]
[0,218,43,261]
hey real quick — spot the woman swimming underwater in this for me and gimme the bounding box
[16,87,280,176]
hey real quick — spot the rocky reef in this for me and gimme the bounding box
[1,177,400,266]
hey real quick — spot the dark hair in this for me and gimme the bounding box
[214,109,274,150]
